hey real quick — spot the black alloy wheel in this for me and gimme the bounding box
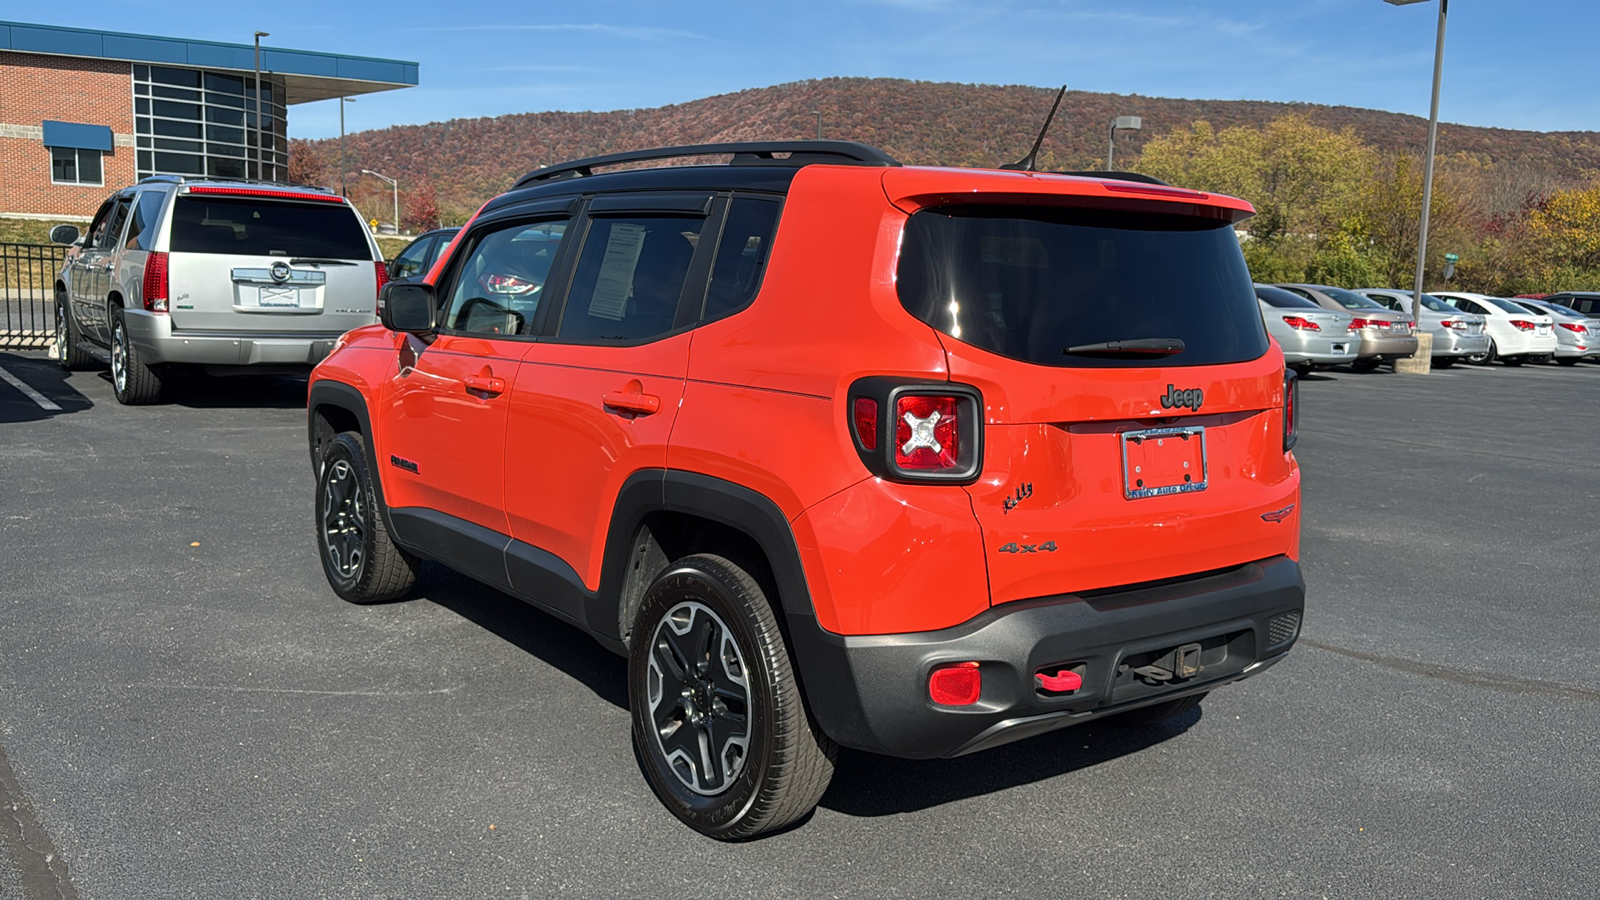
[629,554,835,840]
[315,432,419,604]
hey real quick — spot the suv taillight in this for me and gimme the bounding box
[142,251,169,312]
[848,379,982,483]
[373,259,390,313]
[1283,369,1299,452]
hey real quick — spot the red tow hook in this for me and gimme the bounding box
[1036,669,1082,693]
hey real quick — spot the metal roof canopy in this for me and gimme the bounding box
[0,20,417,104]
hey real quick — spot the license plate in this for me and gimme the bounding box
[1539,325,1551,334]
[256,286,303,308]
[1331,342,1348,353]
[1121,425,1207,500]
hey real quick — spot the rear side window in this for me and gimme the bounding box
[1256,286,1321,310]
[169,196,372,259]
[559,214,704,343]
[703,197,780,320]
[898,205,1267,368]
[124,189,167,251]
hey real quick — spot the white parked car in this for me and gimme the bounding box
[1431,292,1558,366]
[1509,298,1600,365]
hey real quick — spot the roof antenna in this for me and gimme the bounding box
[1002,85,1067,171]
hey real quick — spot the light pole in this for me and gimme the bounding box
[339,97,355,195]
[1107,115,1142,170]
[362,169,399,234]
[253,31,269,180]
[812,109,821,140]
[1386,0,1448,375]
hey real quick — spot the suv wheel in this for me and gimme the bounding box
[54,290,93,371]
[316,432,419,604]
[629,554,835,840]
[110,308,165,404]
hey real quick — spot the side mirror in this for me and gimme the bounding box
[49,224,81,245]
[380,282,436,335]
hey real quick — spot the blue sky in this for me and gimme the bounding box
[24,1,1600,140]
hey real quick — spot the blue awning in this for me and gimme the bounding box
[41,120,112,152]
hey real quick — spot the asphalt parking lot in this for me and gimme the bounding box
[1,352,1596,899]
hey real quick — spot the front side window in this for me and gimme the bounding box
[50,147,104,186]
[443,220,570,336]
[898,205,1267,368]
[559,214,704,343]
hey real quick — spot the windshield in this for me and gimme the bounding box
[897,205,1268,368]
[1256,285,1321,309]
[170,196,371,259]
[1323,287,1387,310]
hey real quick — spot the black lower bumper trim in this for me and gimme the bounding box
[786,556,1305,759]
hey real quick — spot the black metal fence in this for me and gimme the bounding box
[0,243,66,350]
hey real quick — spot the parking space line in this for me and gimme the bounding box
[0,365,63,411]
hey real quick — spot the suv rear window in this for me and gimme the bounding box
[897,205,1267,368]
[170,196,372,259]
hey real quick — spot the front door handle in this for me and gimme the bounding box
[603,390,661,416]
[464,375,506,396]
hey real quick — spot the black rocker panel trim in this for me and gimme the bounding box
[387,508,514,593]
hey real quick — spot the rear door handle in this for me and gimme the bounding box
[464,375,506,396]
[603,391,661,415]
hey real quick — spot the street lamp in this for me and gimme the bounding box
[1107,115,1142,170]
[812,109,821,140]
[339,97,355,196]
[362,169,399,234]
[253,31,269,180]
[1386,0,1449,375]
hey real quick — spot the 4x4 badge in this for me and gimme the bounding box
[1160,384,1203,411]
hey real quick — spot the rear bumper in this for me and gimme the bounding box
[790,556,1305,758]
[123,311,343,366]
[1277,332,1358,366]
[1356,333,1419,359]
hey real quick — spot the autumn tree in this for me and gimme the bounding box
[403,181,440,232]
[287,139,325,187]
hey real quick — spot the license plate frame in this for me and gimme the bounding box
[1121,425,1208,500]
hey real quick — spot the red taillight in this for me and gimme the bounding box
[373,259,390,313]
[185,185,344,203]
[853,398,878,451]
[895,395,959,470]
[928,662,981,706]
[1558,322,1587,334]
[1348,318,1389,330]
[1510,319,1536,332]
[1281,315,1320,331]
[1283,370,1299,452]
[142,251,169,312]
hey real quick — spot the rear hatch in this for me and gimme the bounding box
[891,181,1297,606]
[165,189,379,334]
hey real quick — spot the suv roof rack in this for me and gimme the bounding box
[137,174,337,193]
[1056,171,1171,186]
[515,141,900,188]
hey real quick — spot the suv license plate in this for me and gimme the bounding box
[256,286,303,309]
[1121,425,1207,500]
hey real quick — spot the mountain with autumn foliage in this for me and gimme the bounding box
[292,77,1600,227]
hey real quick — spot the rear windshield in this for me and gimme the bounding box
[1535,303,1582,319]
[1322,288,1387,310]
[1485,296,1539,314]
[170,196,372,259]
[898,206,1267,368]
[1256,285,1321,309]
[1417,293,1455,313]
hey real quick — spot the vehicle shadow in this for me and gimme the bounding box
[92,369,311,410]
[819,708,1200,816]
[417,563,630,709]
[417,561,1201,815]
[0,352,92,423]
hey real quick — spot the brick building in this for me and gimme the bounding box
[0,20,416,219]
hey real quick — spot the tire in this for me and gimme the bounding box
[629,553,835,840]
[54,289,94,371]
[1350,358,1380,373]
[1291,363,1313,378]
[1433,356,1455,368]
[1111,692,1208,727]
[1468,341,1496,366]
[1557,356,1580,366]
[315,431,420,604]
[110,307,165,404]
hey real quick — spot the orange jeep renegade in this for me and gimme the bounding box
[307,141,1304,839]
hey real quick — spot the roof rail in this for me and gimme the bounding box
[1056,171,1171,187]
[138,174,185,185]
[515,141,900,188]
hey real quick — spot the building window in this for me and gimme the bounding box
[133,64,288,182]
[50,147,104,186]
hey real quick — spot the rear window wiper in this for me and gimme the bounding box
[289,258,359,266]
[1063,338,1186,358]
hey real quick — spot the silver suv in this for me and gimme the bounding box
[51,176,384,404]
